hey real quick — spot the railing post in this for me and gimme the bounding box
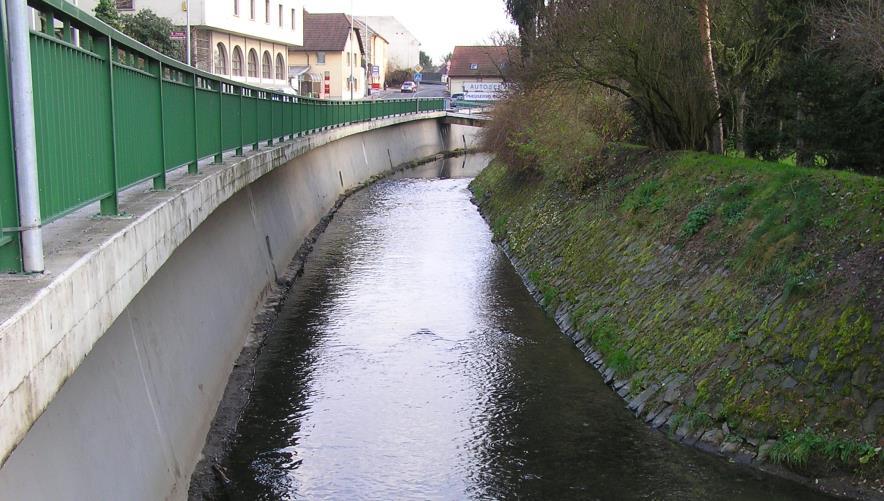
[154,61,167,190]
[7,0,43,272]
[289,97,294,140]
[253,91,258,151]
[189,76,199,174]
[236,87,243,156]
[214,81,223,164]
[267,95,274,146]
[97,35,119,215]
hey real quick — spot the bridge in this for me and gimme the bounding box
[0,1,482,499]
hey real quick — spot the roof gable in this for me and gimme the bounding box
[448,45,513,78]
[301,12,359,52]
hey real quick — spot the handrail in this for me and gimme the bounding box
[0,0,445,272]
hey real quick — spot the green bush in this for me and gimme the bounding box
[480,86,634,191]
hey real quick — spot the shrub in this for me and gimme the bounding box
[480,85,634,191]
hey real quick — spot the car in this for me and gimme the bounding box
[450,93,465,100]
[400,81,416,93]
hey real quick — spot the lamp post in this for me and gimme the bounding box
[7,0,44,272]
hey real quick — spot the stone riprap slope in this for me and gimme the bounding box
[470,149,882,490]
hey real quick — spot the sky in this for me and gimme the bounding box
[302,0,516,63]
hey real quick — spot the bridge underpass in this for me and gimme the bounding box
[0,1,481,499]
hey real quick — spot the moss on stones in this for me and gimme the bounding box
[470,148,883,479]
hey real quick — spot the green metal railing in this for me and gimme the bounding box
[0,0,444,272]
[0,0,19,271]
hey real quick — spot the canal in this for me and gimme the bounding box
[217,155,831,500]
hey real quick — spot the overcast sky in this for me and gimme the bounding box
[302,0,516,63]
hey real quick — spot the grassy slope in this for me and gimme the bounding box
[471,148,883,476]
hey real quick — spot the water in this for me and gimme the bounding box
[221,155,831,500]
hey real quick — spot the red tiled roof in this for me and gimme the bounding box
[448,45,512,78]
[302,12,363,52]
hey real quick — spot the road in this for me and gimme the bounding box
[370,81,448,100]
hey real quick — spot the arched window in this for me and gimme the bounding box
[214,42,228,75]
[262,51,272,79]
[247,49,258,77]
[232,46,244,76]
[275,53,285,80]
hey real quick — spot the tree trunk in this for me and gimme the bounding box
[699,0,724,154]
[795,91,813,167]
[736,88,748,154]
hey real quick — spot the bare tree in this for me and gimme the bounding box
[521,0,719,151]
[814,0,884,75]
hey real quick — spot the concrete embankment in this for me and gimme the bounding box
[0,114,478,501]
[469,150,883,499]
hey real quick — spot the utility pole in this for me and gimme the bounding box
[349,0,354,100]
[185,0,191,65]
[7,0,45,272]
[364,14,370,97]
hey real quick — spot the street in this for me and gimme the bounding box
[370,81,449,100]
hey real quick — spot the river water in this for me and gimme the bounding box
[220,155,831,500]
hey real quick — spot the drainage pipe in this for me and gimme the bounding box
[6,0,44,273]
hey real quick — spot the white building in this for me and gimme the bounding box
[354,19,389,92]
[79,0,305,90]
[361,16,419,71]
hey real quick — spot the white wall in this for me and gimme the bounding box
[364,16,419,71]
[75,0,304,47]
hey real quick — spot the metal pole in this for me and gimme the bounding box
[185,0,191,65]
[7,0,44,273]
[349,0,353,100]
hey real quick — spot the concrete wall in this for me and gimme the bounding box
[0,116,477,501]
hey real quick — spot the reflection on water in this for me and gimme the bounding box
[222,155,831,500]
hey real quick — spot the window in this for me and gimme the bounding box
[214,43,228,75]
[248,49,258,77]
[278,5,283,27]
[316,51,325,64]
[232,46,244,76]
[233,0,239,16]
[275,53,285,80]
[116,0,133,10]
[262,51,272,78]
[265,0,270,22]
[291,9,295,31]
[469,63,479,70]
[250,0,255,19]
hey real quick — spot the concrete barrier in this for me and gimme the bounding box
[0,114,479,500]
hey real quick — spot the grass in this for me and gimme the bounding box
[583,316,638,377]
[769,429,883,468]
[470,143,883,478]
[622,179,666,213]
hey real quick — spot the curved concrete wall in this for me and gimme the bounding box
[0,118,478,500]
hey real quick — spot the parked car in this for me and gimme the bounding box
[450,93,465,100]
[400,81,416,93]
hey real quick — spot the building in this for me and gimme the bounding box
[288,13,365,100]
[447,45,512,98]
[354,19,389,92]
[79,0,304,90]
[361,16,419,71]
